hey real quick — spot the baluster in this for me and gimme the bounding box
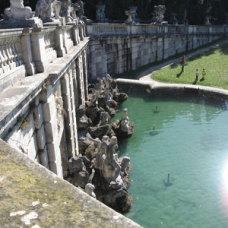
[11,40,16,67]
[9,37,16,69]
[6,42,13,70]
[16,39,23,66]
[2,44,10,73]
[16,41,22,66]
[8,37,16,70]
[7,38,13,70]
[0,46,4,75]
[11,38,18,67]
[12,42,19,67]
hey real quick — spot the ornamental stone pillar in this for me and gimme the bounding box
[21,28,35,76]
[31,27,47,73]
[40,85,63,177]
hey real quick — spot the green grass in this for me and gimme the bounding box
[152,43,228,89]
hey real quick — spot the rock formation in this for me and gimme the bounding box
[67,75,133,213]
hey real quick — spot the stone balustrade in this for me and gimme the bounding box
[87,23,228,37]
[43,27,58,63]
[0,29,25,90]
[0,22,87,93]
[87,23,227,79]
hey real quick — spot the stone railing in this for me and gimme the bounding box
[43,27,58,63]
[87,23,228,37]
[0,29,24,75]
[64,25,74,53]
[0,22,87,92]
[87,23,129,36]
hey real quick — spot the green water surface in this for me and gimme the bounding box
[116,91,228,228]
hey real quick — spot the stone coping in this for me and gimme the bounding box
[116,78,228,99]
[0,139,142,228]
[0,38,89,138]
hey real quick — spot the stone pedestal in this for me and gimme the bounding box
[31,27,47,73]
[0,17,43,29]
[21,28,35,75]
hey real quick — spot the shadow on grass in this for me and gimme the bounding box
[219,43,228,55]
[176,71,183,78]
[170,63,179,69]
[114,38,228,80]
[192,77,198,85]
[188,48,216,61]
[189,42,228,62]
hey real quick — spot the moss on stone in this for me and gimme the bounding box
[0,139,141,228]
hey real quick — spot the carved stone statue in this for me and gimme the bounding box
[60,0,73,22]
[77,105,91,129]
[4,0,33,20]
[125,9,136,25]
[151,5,166,24]
[52,0,61,19]
[75,0,84,19]
[98,111,110,126]
[170,13,178,25]
[112,108,134,138]
[74,74,133,212]
[205,16,211,25]
[205,4,212,25]
[35,0,54,22]
[129,6,139,23]
[101,136,121,184]
[120,156,130,176]
[68,156,90,188]
[120,108,130,132]
[85,183,96,198]
[96,4,107,23]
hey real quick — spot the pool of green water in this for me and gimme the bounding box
[115,91,228,228]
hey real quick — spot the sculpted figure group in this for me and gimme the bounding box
[4,0,33,20]
[67,75,134,213]
[3,0,86,25]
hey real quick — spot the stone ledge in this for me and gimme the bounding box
[0,139,142,228]
[0,38,89,138]
[116,78,228,99]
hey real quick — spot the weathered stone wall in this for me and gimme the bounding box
[87,24,227,79]
[0,25,88,178]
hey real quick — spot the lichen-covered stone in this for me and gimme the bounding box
[0,139,142,228]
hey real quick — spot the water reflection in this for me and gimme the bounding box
[221,161,228,215]
[114,90,228,227]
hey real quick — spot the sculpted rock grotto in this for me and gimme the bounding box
[66,75,134,213]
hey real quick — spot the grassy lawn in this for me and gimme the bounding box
[152,43,228,89]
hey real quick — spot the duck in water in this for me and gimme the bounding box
[163,173,173,187]
[153,106,159,114]
[148,126,159,136]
